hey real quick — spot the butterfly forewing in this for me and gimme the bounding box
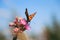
[25,8,30,22]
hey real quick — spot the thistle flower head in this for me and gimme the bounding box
[9,16,30,33]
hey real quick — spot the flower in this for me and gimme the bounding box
[20,19,27,25]
[9,16,30,32]
[13,28,19,33]
[9,22,15,27]
[13,16,19,24]
[25,24,30,30]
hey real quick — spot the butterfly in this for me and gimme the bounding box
[25,8,36,22]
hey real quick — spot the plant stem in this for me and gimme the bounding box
[17,32,29,40]
[13,35,17,40]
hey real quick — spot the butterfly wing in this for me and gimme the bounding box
[25,8,30,22]
[28,12,36,22]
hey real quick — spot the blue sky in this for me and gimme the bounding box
[0,0,60,35]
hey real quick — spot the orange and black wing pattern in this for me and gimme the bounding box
[25,8,36,22]
[28,12,36,22]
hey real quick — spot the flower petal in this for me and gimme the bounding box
[20,19,27,25]
[25,24,30,30]
[13,28,19,33]
[9,22,15,27]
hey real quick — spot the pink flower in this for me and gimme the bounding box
[9,22,15,27]
[20,19,27,25]
[13,17,18,24]
[9,16,30,32]
[25,24,30,30]
[13,28,19,33]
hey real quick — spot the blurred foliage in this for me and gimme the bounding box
[0,33,6,40]
[46,15,60,40]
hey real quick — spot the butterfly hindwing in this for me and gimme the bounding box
[28,12,36,22]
